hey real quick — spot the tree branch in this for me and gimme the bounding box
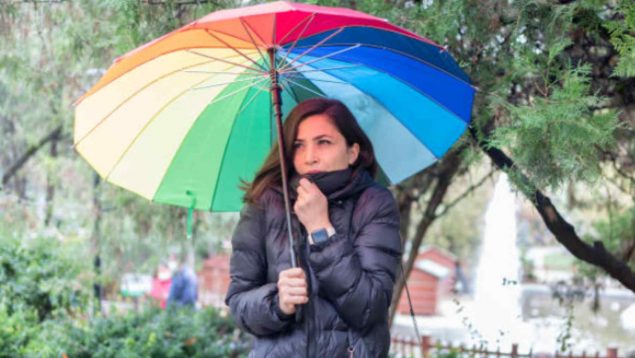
[434,168,496,220]
[389,147,464,324]
[470,126,635,292]
[623,239,635,263]
[2,124,62,188]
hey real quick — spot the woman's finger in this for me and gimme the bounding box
[278,282,307,293]
[282,287,307,296]
[279,277,307,288]
[288,268,306,278]
[298,178,313,190]
[297,183,311,197]
[282,295,309,305]
[280,267,305,279]
[279,269,305,286]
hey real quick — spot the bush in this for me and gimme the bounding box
[0,304,41,357]
[0,233,248,357]
[0,234,90,322]
[60,307,248,358]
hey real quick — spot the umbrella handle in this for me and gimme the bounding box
[185,190,196,241]
[269,47,299,268]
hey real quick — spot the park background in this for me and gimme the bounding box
[0,0,634,356]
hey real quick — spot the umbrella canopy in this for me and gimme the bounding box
[74,1,474,212]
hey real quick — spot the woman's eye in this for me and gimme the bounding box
[318,139,331,145]
[293,142,303,149]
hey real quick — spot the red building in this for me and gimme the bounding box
[198,254,231,308]
[397,246,457,316]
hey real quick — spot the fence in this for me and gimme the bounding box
[390,335,623,358]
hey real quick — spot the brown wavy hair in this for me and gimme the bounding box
[242,98,377,204]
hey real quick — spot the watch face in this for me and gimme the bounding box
[311,228,329,243]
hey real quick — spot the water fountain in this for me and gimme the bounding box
[392,172,635,354]
[470,173,528,348]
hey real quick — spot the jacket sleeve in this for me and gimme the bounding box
[225,203,294,336]
[308,188,402,330]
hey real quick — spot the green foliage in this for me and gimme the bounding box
[0,304,41,358]
[0,231,87,357]
[0,305,248,358]
[587,205,635,269]
[0,233,90,322]
[59,307,247,358]
[491,66,619,191]
[429,348,461,358]
[604,2,635,77]
[0,229,245,357]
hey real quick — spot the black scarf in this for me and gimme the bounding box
[290,167,353,198]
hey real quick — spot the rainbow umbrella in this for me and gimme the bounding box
[74,1,473,214]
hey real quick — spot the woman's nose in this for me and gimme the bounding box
[304,145,317,164]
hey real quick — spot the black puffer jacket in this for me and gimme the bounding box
[225,170,402,357]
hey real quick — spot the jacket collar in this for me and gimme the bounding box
[274,168,374,202]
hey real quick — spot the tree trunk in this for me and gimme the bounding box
[2,124,62,188]
[389,149,464,324]
[44,133,58,226]
[91,173,104,315]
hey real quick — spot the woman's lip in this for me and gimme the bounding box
[305,170,321,174]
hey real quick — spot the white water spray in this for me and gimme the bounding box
[471,173,524,347]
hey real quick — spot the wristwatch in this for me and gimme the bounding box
[310,227,336,244]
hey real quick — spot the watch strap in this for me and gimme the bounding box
[310,227,336,244]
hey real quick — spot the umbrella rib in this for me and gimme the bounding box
[207,77,273,210]
[191,76,267,91]
[203,76,270,108]
[239,17,269,51]
[277,13,316,68]
[203,29,268,72]
[208,87,264,211]
[238,17,270,71]
[277,27,346,73]
[286,77,349,85]
[280,79,301,104]
[281,70,352,85]
[277,24,442,52]
[314,55,471,124]
[277,12,315,45]
[201,27,265,49]
[301,61,468,143]
[183,69,262,76]
[280,44,361,73]
[75,53,251,148]
[236,85,268,115]
[102,66,256,182]
[187,49,264,73]
[280,77,325,98]
[289,41,473,87]
[273,11,277,45]
[280,64,361,74]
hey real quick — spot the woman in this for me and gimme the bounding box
[225,98,402,357]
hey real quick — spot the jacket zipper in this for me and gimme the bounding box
[303,229,313,358]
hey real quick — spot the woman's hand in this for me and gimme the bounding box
[277,267,309,315]
[294,178,331,233]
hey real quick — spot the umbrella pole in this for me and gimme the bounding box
[269,47,298,268]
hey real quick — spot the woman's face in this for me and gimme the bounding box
[292,114,359,175]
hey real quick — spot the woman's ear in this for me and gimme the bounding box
[348,143,360,165]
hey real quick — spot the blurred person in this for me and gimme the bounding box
[149,261,172,309]
[167,252,198,308]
